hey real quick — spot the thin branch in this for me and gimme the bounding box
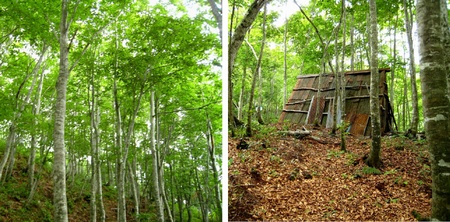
[67,28,78,51]
[244,39,258,60]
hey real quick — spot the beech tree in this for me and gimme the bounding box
[417,0,450,220]
[365,0,382,168]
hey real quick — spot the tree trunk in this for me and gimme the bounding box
[417,0,450,220]
[185,193,192,222]
[332,33,340,135]
[340,0,346,151]
[113,71,126,222]
[27,144,51,205]
[350,14,354,71]
[366,0,382,168]
[53,0,70,220]
[390,14,398,126]
[246,3,267,137]
[193,166,208,222]
[283,3,288,105]
[90,75,98,222]
[0,43,47,182]
[403,63,410,131]
[237,66,247,120]
[127,162,139,221]
[440,0,450,97]
[151,91,164,222]
[28,61,46,193]
[206,117,222,219]
[97,160,105,222]
[403,0,419,137]
[207,0,222,41]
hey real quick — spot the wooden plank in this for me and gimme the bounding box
[293,87,318,91]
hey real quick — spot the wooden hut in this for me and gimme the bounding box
[279,68,396,136]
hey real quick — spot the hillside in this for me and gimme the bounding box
[229,125,431,221]
[0,154,136,222]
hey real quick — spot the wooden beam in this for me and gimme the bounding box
[282,109,308,113]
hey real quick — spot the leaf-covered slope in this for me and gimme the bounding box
[0,153,134,222]
[229,127,431,221]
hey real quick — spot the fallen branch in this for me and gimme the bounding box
[278,130,311,139]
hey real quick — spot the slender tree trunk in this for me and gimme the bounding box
[390,14,398,125]
[27,144,51,205]
[113,66,126,222]
[246,3,267,137]
[193,166,208,222]
[0,43,47,182]
[417,1,450,220]
[340,0,346,151]
[238,66,247,120]
[283,1,288,105]
[332,34,340,135]
[3,143,16,182]
[185,193,192,222]
[127,163,139,221]
[206,117,222,219]
[350,14,354,71]
[97,160,105,222]
[169,163,175,221]
[150,91,164,222]
[365,13,371,68]
[366,0,382,168]
[403,0,419,136]
[28,60,46,192]
[0,126,16,183]
[90,75,98,222]
[177,192,183,221]
[207,0,222,40]
[53,0,70,220]
[257,60,264,125]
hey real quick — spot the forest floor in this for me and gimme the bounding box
[229,124,432,221]
[0,154,138,222]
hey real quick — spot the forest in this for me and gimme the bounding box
[0,0,222,221]
[1,0,449,221]
[228,0,449,221]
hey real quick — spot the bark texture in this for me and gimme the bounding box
[417,0,450,220]
[366,0,382,168]
[53,0,70,221]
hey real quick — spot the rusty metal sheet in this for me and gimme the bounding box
[349,114,370,136]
